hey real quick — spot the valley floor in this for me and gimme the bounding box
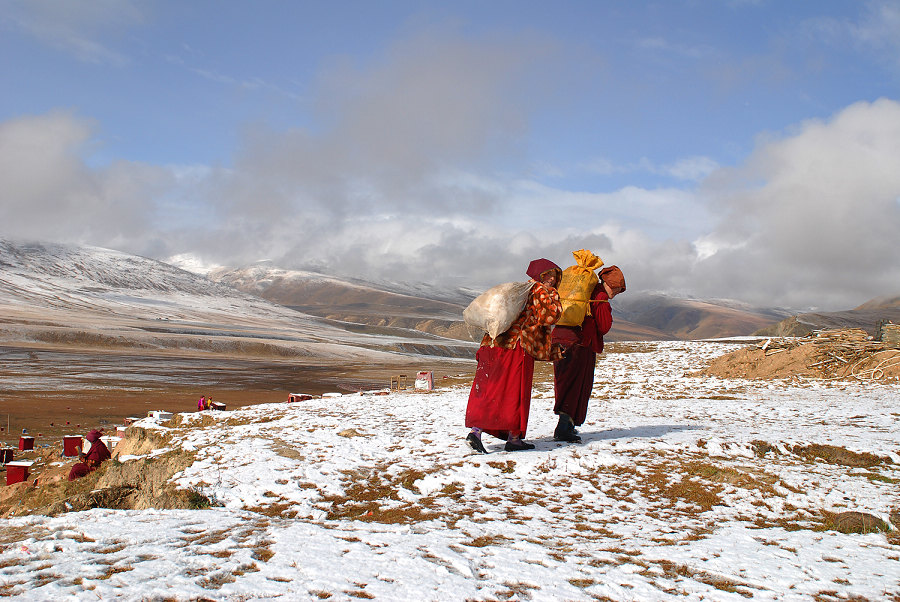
[1,341,898,601]
[0,343,470,442]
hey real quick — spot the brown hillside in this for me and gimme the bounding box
[755,293,900,337]
[212,267,673,342]
[616,295,784,339]
[854,294,900,311]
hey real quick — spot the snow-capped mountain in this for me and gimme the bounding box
[0,239,475,360]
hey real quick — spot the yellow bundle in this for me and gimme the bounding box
[556,249,604,327]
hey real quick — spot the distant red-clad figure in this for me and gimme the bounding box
[197,396,207,411]
[67,429,112,481]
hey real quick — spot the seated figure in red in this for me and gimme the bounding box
[67,429,112,481]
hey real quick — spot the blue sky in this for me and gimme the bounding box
[1,0,899,310]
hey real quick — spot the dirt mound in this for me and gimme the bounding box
[702,328,900,381]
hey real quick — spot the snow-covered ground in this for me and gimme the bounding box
[2,341,898,601]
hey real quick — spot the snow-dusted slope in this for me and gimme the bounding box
[0,239,475,361]
[0,240,326,325]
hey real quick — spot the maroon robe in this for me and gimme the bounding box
[67,432,111,481]
[552,284,612,426]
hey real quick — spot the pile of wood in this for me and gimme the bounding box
[755,328,900,381]
[757,337,802,355]
[806,329,882,378]
[880,322,900,349]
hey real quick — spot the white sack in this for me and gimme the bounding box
[463,281,533,340]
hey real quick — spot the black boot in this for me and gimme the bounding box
[504,438,535,451]
[554,413,581,443]
[466,432,488,454]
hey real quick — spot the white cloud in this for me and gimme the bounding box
[580,155,718,182]
[851,0,900,52]
[5,0,145,65]
[661,156,720,181]
[5,100,896,310]
[694,98,900,308]
[3,16,898,313]
[803,1,900,70]
[0,111,171,248]
[635,36,714,60]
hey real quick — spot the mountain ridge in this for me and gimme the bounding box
[208,265,793,341]
[0,238,475,362]
[754,295,900,337]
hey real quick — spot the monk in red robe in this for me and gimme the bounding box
[68,429,112,481]
[551,265,626,443]
[465,258,565,453]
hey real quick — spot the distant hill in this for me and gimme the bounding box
[209,265,475,341]
[0,239,475,361]
[0,239,800,354]
[612,294,792,340]
[208,266,789,341]
[754,294,900,337]
[209,265,673,342]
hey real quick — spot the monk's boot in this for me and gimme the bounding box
[554,413,581,443]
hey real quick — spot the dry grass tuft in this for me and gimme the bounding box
[93,541,128,554]
[486,460,517,474]
[398,468,427,493]
[245,502,298,518]
[464,534,513,548]
[864,472,899,485]
[495,581,540,599]
[181,528,232,547]
[319,463,451,524]
[824,511,891,535]
[656,560,755,597]
[252,544,276,562]
[196,569,237,589]
[750,440,779,457]
[96,565,134,580]
[271,439,305,460]
[641,467,724,512]
[792,444,889,468]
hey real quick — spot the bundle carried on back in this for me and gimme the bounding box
[556,249,604,327]
[463,281,533,340]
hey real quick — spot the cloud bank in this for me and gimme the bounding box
[1,24,898,310]
[692,98,900,309]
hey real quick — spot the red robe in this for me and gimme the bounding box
[552,284,612,426]
[466,280,562,439]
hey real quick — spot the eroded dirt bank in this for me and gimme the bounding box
[0,424,203,518]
